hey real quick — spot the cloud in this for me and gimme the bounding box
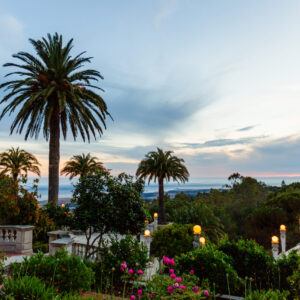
[178,136,266,149]
[153,0,178,29]
[108,84,210,137]
[237,125,256,132]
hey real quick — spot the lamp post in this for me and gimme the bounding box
[143,229,152,258]
[280,225,286,254]
[193,225,201,248]
[271,236,279,260]
[153,213,158,231]
[199,237,206,246]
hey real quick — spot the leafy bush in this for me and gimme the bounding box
[2,276,56,300]
[245,289,289,300]
[10,250,94,293]
[90,234,148,290]
[175,245,241,294]
[272,250,300,292]
[0,254,6,284]
[287,263,300,298]
[151,224,194,258]
[43,202,72,229]
[139,273,209,299]
[218,237,273,289]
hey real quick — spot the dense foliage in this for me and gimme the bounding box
[10,250,94,293]
[150,224,194,258]
[175,245,241,294]
[2,276,56,300]
[90,235,148,289]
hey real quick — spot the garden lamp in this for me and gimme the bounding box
[199,237,206,246]
[271,236,279,260]
[193,225,201,248]
[61,203,65,208]
[153,213,158,231]
[143,229,152,258]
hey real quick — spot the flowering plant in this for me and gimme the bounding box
[130,255,210,299]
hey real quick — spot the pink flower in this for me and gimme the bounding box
[147,292,154,298]
[173,283,179,288]
[130,296,135,300]
[120,261,127,271]
[169,258,175,266]
[204,290,210,296]
[128,268,134,274]
[167,286,174,294]
[193,286,199,294]
[169,269,174,273]
[179,285,186,290]
[138,289,143,295]
[189,269,194,275]
[137,270,143,275]
[170,273,176,279]
[175,277,182,283]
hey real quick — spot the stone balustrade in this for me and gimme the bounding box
[0,225,34,254]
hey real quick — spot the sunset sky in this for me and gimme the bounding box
[1,0,300,178]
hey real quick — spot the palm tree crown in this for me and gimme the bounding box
[136,148,189,224]
[0,147,41,180]
[0,33,111,203]
[61,153,104,179]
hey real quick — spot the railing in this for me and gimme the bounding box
[72,242,100,261]
[0,225,34,254]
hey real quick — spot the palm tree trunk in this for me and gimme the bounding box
[158,177,166,224]
[48,104,60,204]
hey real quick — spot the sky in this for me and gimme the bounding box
[1,0,300,178]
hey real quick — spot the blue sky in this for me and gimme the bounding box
[1,0,300,178]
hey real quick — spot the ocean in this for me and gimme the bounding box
[26,176,300,201]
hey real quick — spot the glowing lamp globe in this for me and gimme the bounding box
[193,225,201,235]
[144,229,151,237]
[154,213,158,218]
[61,203,65,208]
[280,225,286,231]
[144,219,149,223]
[272,236,279,244]
[199,237,206,245]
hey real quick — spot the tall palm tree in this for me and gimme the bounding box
[0,33,111,204]
[0,147,40,181]
[61,153,104,179]
[136,148,189,224]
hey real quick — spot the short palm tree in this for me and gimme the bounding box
[136,148,189,224]
[0,33,111,204]
[0,147,40,181]
[61,153,104,179]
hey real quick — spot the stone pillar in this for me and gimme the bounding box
[280,225,286,254]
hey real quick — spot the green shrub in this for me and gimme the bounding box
[218,237,273,289]
[2,276,56,300]
[90,234,148,290]
[0,254,6,284]
[10,250,94,293]
[151,224,194,258]
[43,202,72,229]
[272,250,300,292]
[175,245,241,294]
[287,263,300,298]
[245,289,289,300]
[139,273,208,299]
